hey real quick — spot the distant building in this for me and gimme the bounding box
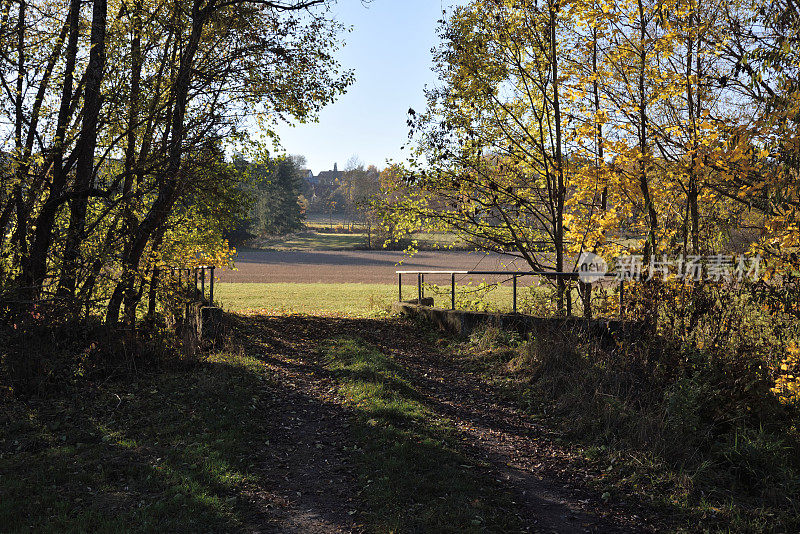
[366,166,380,184]
[313,162,344,185]
[302,163,344,204]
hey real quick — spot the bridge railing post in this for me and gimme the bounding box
[513,274,517,314]
[201,267,206,301]
[451,273,455,310]
[566,276,572,317]
[209,266,215,305]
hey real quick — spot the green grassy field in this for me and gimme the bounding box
[251,231,367,251]
[214,282,613,317]
[214,282,513,316]
[249,226,467,252]
[215,283,399,316]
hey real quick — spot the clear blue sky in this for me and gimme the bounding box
[273,0,463,174]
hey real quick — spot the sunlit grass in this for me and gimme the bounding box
[214,281,618,317]
[250,225,467,251]
[214,283,400,316]
[251,231,367,250]
[0,352,274,532]
[214,282,514,316]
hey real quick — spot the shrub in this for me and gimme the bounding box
[0,312,185,397]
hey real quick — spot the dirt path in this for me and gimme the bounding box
[233,315,654,533]
[371,333,654,533]
[231,317,361,533]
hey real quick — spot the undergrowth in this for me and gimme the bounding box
[0,339,277,532]
[0,315,194,398]
[456,281,800,532]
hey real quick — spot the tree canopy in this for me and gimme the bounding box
[387,0,799,287]
[0,0,352,323]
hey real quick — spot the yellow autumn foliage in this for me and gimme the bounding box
[772,342,800,405]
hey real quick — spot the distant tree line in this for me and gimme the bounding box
[228,154,405,248]
[234,155,307,239]
[305,158,380,229]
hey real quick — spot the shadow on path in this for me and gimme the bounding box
[229,314,658,533]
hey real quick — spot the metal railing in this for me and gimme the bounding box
[396,270,625,317]
[166,265,216,304]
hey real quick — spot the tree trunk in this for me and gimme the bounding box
[59,0,107,298]
[25,0,81,292]
[107,1,210,324]
[637,0,657,265]
[685,6,701,256]
[593,24,607,213]
[634,0,660,333]
[10,0,27,276]
[550,2,567,315]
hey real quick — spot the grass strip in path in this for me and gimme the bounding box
[320,337,522,533]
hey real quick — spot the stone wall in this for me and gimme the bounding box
[392,301,641,343]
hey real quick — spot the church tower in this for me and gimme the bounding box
[333,162,338,172]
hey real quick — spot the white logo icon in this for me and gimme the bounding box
[577,252,608,284]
